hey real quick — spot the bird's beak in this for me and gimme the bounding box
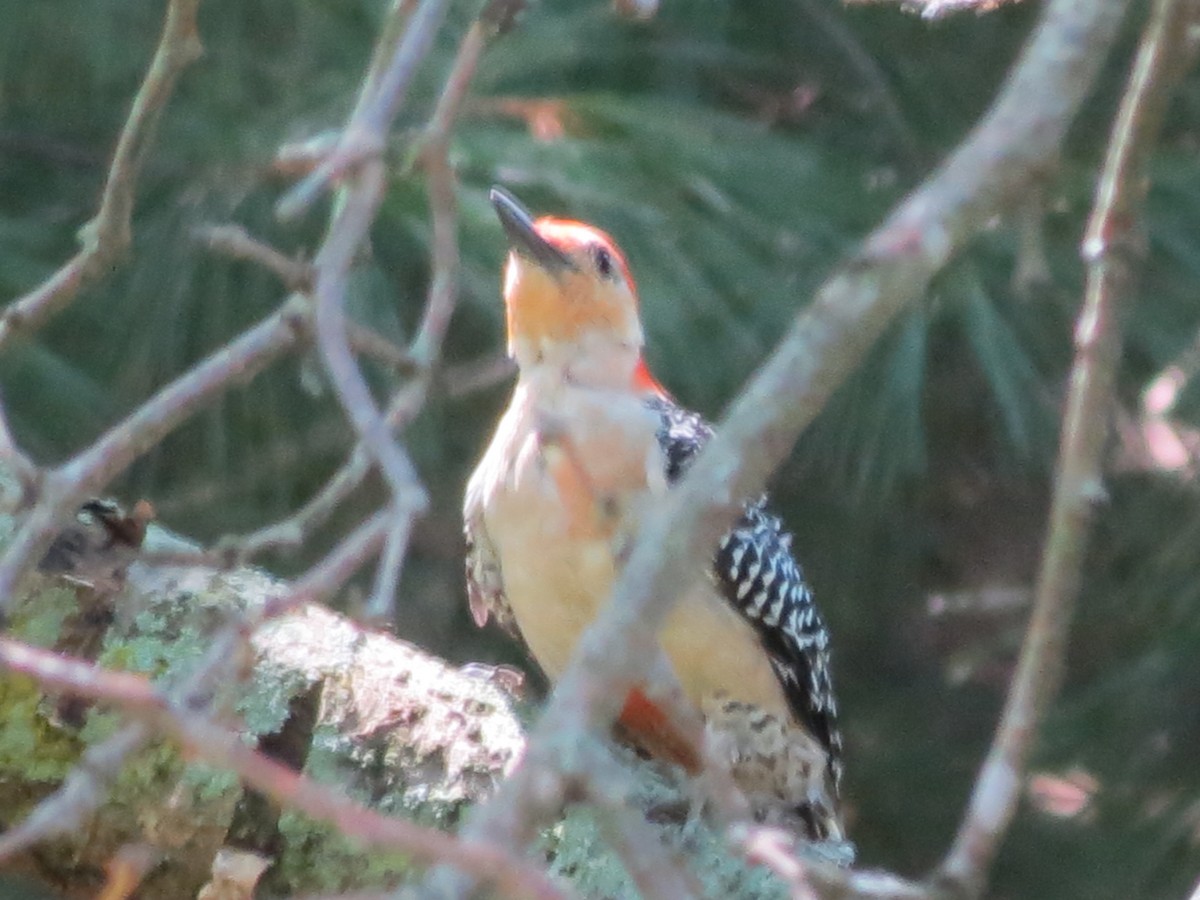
[490,186,575,274]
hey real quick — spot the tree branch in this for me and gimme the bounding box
[0,0,203,353]
[0,300,310,620]
[937,0,1199,892]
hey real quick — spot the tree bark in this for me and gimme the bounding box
[0,503,525,898]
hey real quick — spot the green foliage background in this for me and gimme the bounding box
[3,0,1200,896]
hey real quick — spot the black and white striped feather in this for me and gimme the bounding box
[645,394,843,793]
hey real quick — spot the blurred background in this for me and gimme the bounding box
[3,0,1200,896]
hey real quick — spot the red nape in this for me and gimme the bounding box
[632,358,671,398]
[617,687,701,773]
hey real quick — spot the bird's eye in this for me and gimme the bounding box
[593,245,615,279]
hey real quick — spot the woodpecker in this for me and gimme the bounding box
[464,187,843,839]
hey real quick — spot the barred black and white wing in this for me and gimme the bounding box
[644,394,843,794]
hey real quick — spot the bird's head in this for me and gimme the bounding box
[491,187,650,384]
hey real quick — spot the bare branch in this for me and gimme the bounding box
[938,0,1198,892]
[195,223,313,292]
[276,0,456,219]
[140,377,438,574]
[409,12,482,368]
[0,301,310,620]
[279,0,461,499]
[0,0,203,353]
[262,508,392,619]
[442,353,517,398]
[435,0,1132,893]
[363,502,415,621]
[196,225,415,373]
[361,8,502,623]
[0,390,40,507]
[298,0,502,626]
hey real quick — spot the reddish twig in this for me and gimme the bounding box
[937,0,1198,892]
[0,624,249,863]
[0,0,204,354]
[97,843,162,900]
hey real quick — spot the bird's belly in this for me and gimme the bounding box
[478,380,789,717]
[491,466,787,717]
[663,583,792,718]
[489,467,618,680]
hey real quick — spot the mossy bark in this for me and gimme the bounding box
[0,512,526,898]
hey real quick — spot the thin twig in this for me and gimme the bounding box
[938,0,1197,892]
[432,0,1132,895]
[225,453,377,563]
[301,0,498,626]
[311,222,429,613]
[0,390,40,506]
[347,324,417,373]
[0,0,204,354]
[310,161,428,536]
[409,0,505,367]
[0,300,310,620]
[0,622,245,862]
[225,382,425,569]
[140,381,430,573]
[261,508,392,619]
[195,226,414,372]
[195,223,313,292]
[362,6,498,624]
[363,502,414,621]
[276,0,455,219]
[441,353,516,398]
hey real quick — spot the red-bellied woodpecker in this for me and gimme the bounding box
[464,187,843,839]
